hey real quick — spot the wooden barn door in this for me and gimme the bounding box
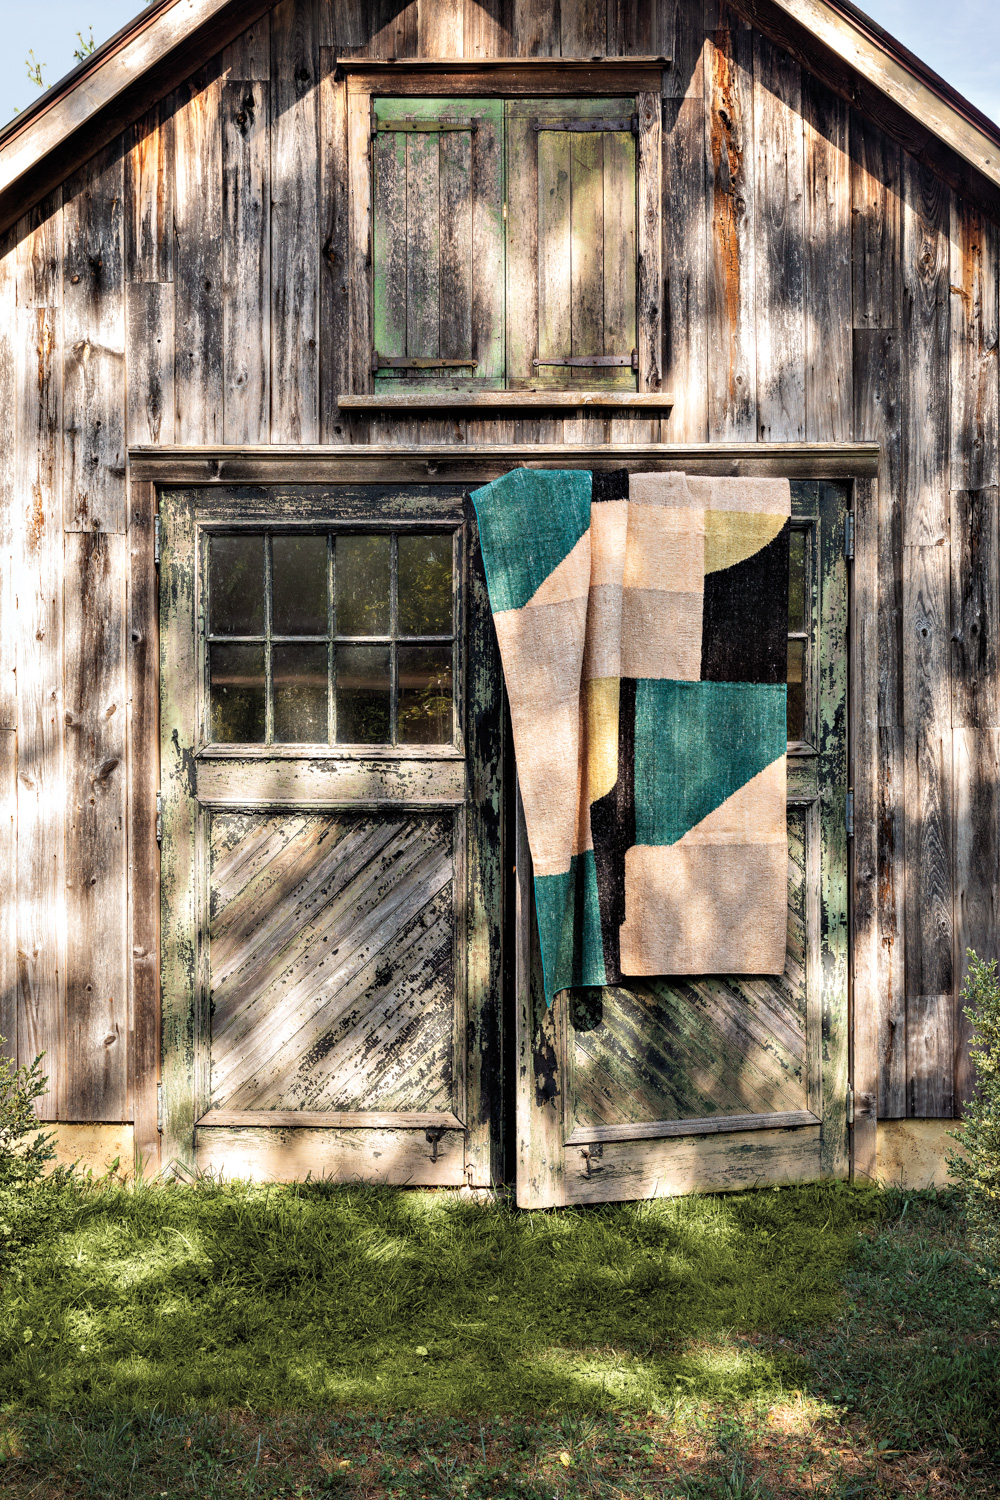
[158,485,502,1185]
[516,481,850,1208]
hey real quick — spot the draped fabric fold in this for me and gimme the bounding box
[471,468,791,1004]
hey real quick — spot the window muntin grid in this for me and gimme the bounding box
[205,530,457,747]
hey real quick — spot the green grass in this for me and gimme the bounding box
[0,1178,997,1498]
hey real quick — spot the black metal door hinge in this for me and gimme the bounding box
[844,511,855,560]
[156,790,163,845]
[154,514,162,566]
[846,790,854,839]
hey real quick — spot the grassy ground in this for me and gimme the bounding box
[0,1178,996,1498]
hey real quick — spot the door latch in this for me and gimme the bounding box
[155,790,163,845]
[425,1126,447,1163]
[581,1143,603,1179]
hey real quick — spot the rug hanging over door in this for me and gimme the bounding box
[471,469,791,1003]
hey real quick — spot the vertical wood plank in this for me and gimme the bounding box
[464,0,512,55]
[850,113,898,330]
[0,242,15,1055]
[953,727,1000,1112]
[903,544,953,1032]
[15,306,64,1118]
[951,487,1000,729]
[512,0,560,56]
[949,198,999,492]
[129,482,160,1171]
[173,69,224,444]
[635,90,662,408]
[222,80,271,444]
[607,0,656,53]
[319,56,357,443]
[126,283,175,447]
[705,4,756,441]
[440,132,474,361]
[271,0,320,442]
[907,992,954,1117]
[0,238,17,732]
[753,31,804,442]
[560,0,605,55]
[63,532,128,1120]
[851,476,879,1177]
[124,103,174,285]
[15,192,62,309]
[365,0,419,59]
[406,132,441,358]
[221,18,271,79]
[418,0,464,54]
[328,0,371,55]
[901,153,950,548]
[662,20,707,442]
[876,721,907,1115]
[0,732,15,1066]
[803,78,851,443]
[62,144,126,534]
[506,107,539,389]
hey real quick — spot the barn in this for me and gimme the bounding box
[0,0,996,1207]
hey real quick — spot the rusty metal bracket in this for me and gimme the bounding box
[373,352,478,372]
[425,1126,448,1163]
[580,1143,603,1179]
[533,348,638,370]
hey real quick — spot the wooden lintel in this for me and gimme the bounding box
[343,58,668,97]
[339,392,675,411]
[130,443,880,486]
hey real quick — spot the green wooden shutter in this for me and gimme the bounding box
[506,98,638,391]
[372,98,505,390]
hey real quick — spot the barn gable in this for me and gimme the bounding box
[0,0,996,1197]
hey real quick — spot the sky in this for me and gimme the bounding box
[0,0,998,129]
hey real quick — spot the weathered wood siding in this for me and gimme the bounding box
[1,0,996,1130]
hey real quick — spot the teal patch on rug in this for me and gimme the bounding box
[471,469,592,614]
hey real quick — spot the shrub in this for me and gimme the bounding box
[948,953,1000,1287]
[0,1041,65,1266]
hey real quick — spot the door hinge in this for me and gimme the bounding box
[154,514,162,566]
[156,789,163,844]
[845,789,854,838]
[844,510,855,560]
[157,1081,163,1133]
[846,1085,855,1126]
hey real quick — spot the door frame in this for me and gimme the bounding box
[127,445,879,1184]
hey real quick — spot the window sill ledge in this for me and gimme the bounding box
[338,391,674,411]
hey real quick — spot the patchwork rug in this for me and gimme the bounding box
[471,468,791,1003]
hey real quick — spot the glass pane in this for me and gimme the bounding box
[209,643,266,743]
[274,644,329,744]
[336,645,391,743]
[273,535,328,636]
[788,529,806,632]
[398,534,453,636]
[335,535,390,636]
[398,646,453,745]
[210,535,264,635]
[787,638,806,742]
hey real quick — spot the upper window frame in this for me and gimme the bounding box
[339,61,669,413]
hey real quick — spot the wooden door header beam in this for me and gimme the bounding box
[129,442,880,486]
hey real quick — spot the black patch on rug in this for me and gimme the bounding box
[700,520,790,685]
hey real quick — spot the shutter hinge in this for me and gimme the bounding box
[154,514,162,566]
[846,1085,855,1126]
[844,510,855,560]
[157,1081,163,1133]
[845,790,854,839]
[156,789,163,845]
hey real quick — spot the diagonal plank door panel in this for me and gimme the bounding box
[209,811,457,1115]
